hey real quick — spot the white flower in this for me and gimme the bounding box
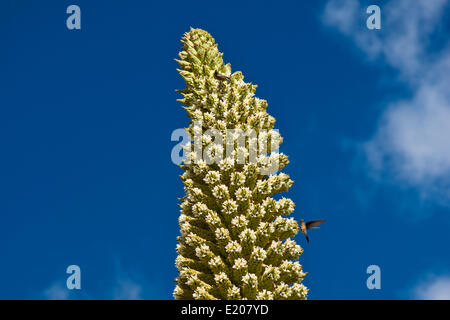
[214,272,228,283]
[192,202,208,217]
[185,151,198,164]
[212,184,229,199]
[257,222,270,237]
[235,187,251,201]
[256,289,273,300]
[202,134,212,144]
[215,227,230,241]
[193,286,209,299]
[222,199,238,215]
[225,241,242,254]
[193,125,203,136]
[256,180,272,195]
[227,286,241,299]
[178,214,188,224]
[191,110,203,120]
[195,243,210,259]
[291,283,308,298]
[233,258,247,270]
[277,197,295,215]
[235,146,249,164]
[275,282,290,298]
[193,160,208,175]
[175,256,186,269]
[239,229,256,243]
[262,198,277,212]
[231,172,246,187]
[173,286,183,297]
[180,222,192,234]
[283,239,303,257]
[188,187,204,201]
[231,215,248,229]
[204,171,221,185]
[219,157,234,171]
[269,240,283,254]
[216,120,226,131]
[242,273,257,285]
[180,201,190,212]
[186,274,199,286]
[263,266,281,281]
[209,256,223,268]
[205,212,221,228]
[251,246,267,261]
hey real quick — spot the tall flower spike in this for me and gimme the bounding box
[174,28,308,300]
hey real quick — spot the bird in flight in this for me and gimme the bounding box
[299,219,326,243]
[214,70,231,82]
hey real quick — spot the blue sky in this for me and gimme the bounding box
[1,0,450,299]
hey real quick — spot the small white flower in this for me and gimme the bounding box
[192,202,208,217]
[251,246,267,261]
[256,180,272,195]
[219,157,234,171]
[178,214,188,224]
[239,229,256,243]
[231,215,248,229]
[212,184,229,199]
[227,286,241,299]
[242,273,257,285]
[173,286,183,297]
[205,212,221,227]
[222,199,238,215]
[256,289,273,300]
[291,283,308,298]
[209,256,222,268]
[180,222,191,234]
[215,227,229,241]
[225,241,242,254]
[195,243,210,259]
[233,258,247,270]
[235,187,252,202]
[214,272,228,283]
[202,134,212,145]
[231,172,246,187]
[193,286,209,299]
[204,171,221,185]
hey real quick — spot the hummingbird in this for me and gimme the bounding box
[214,70,231,82]
[299,219,326,243]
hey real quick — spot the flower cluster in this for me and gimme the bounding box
[174,28,308,300]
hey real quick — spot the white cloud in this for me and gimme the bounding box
[41,273,144,300]
[40,260,145,300]
[322,0,450,206]
[322,0,447,78]
[111,256,145,300]
[40,275,144,300]
[113,276,143,300]
[42,282,70,300]
[322,0,360,35]
[413,275,450,300]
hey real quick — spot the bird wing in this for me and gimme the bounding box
[305,219,326,229]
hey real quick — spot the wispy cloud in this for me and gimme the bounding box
[111,255,155,300]
[322,0,450,207]
[42,282,70,300]
[40,258,149,300]
[40,279,91,300]
[413,274,450,300]
[112,272,143,300]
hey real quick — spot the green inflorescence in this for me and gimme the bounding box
[173,28,308,300]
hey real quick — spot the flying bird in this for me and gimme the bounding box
[299,219,326,243]
[214,70,231,82]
